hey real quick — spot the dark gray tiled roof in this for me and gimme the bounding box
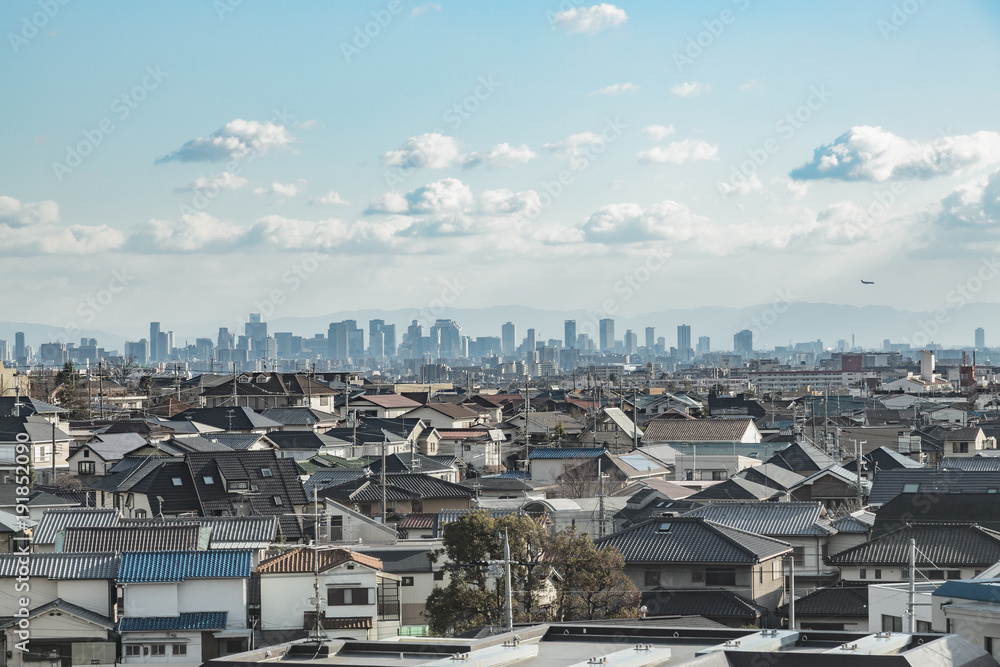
[121,516,278,549]
[831,511,875,534]
[685,478,784,502]
[737,463,805,491]
[0,598,113,630]
[0,553,119,579]
[941,457,1000,472]
[641,589,764,618]
[354,548,434,573]
[869,469,1000,506]
[33,508,120,545]
[682,501,835,536]
[765,442,837,473]
[594,517,792,564]
[873,493,1000,535]
[828,523,1000,566]
[777,585,868,617]
[303,468,368,497]
[171,406,282,430]
[62,524,203,553]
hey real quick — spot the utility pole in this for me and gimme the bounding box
[788,553,796,630]
[907,538,916,633]
[98,360,104,420]
[381,434,387,524]
[632,387,638,451]
[598,457,606,538]
[503,529,513,633]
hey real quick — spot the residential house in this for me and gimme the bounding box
[789,466,871,509]
[170,407,283,434]
[842,446,925,482]
[260,407,340,432]
[436,427,504,472]
[594,516,792,611]
[255,547,400,641]
[828,510,875,555]
[642,417,761,445]
[32,508,121,552]
[576,407,643,452]
[942,428,997,457]
[343,394,423,419]
[402,403,481,430]
[867,469,1000,509]
[354,545,442,628]
[0,509,34,553]
[0,487,78,522]
[265,431,351,461]
[527,447,606,484]
[117,550,253,662]
[201,372,338,411]
[777,584,870,631]
[0,415,73,484]
[319,473,474,518]
[67,433,149,476]
[684,478,785,503]
[933,579,1000,655]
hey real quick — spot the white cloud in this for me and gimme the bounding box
[670,81,708,97]
[0,195,59,227]
[637,138,719,164]
[718,174,764,197]
[590,82,637,97]
[580,200,705,244]
[934,168,1000,228]
[641,124,676,141]
[309,190,350,206]
[174,171,247,193]
[156,119,294,163]
[410,3,441,17]
[247,215,349,249]
[791,126,1000,182]
[365,178,474,215]
[552,3,627,33]
[253,180,305,199]
[542,132,606,169]
[127,212,245,252]
[382,133,462,169]
[461,143,537,168]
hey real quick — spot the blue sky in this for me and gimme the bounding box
[2,1,1000,338]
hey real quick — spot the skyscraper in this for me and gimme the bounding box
[525,328,536,355]
[328,321,349,360]
[624,330,638,355]
[734,329,753,357]
[245,313,268,358]
[217,327,233,350]
[564,320,576,349]
[149,322,160,361]
[645,327,655,350]
[599,318,615,352]
[14,332,25,364]
[976,327,985,349]
[501,322,516,356]
[697,336,710,355]
[677,324,692,360]
[431,319,462,359]
[369,320,386,358]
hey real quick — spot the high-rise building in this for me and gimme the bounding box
[125,339,150,364]
[501,322,516,356]
[149,323,160,361]
[976,327,986,349]
[369,320,386,358]
[405,320,424,359]
[624,330,638,355]
[645,327,655,350]
[217,327,233,350]
[382,324,396,357]
[525,328,537,355]
[0,340,8,362]
[328,322,349,360]
[274,332,294,358]
[14,332,25,364]
[734,329,753,357]
[431,319,462,359]
[245,313,268,358]
[697,336,710,355]
[599,318,615,352]
[564,320,576,349]
[677,325,692,361]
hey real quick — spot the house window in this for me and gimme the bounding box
[172,477,183,486]
[859,568,867,579]
[256,375,268,383]
[792,547,805,566]
[327,587,375,606]
[203,476,215,484]
[172,645,187,656]
[79,461,95,475]
[881,615,902,632]
[433,571,444,581]
[645,570,661,587]
[874,569,882,580]
[705,568,736,586]
[712,471,728,481]
[691,570,705,583]
[917,621,932,633]
[125,646,141,657]
[135,509,147,518]
[953,443,969,453]
[226,640,244,653]
[150,645,166,656]
[260,467,273,477]
[84,449,90,457]
[402,576,414,586]
[902,483,919,493]
[273,496,283,506]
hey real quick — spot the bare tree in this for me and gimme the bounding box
[106,355,141,387]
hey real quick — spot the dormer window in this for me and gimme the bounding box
[239,375,251,383]
[256,375,268,383]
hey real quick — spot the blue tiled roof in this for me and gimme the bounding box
[118,612,228,632]
[118,550,251,583]
[527,447,605,459]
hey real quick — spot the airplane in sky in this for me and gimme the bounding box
[860,280,875,285]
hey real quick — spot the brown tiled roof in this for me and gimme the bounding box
[359,394,423,409]
[255,547,383,574]
[418,403,480,420]
[303,612,372,630]
[642,418,755,443]
[396,513,435,529]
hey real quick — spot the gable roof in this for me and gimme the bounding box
[120,515,278,549]
[941,457,1000,472]
[685,477,785,502]
[842,446,924,474]
[266,430,346,451]
[776,585,868,617]
[118,611,227,632]
[0,598,113,630]
[641,588,765,619]
[831,510,875,534]
[765,441,838,473]
[261,406,340,427]
[681,501,835,537]
[0,553,119,579]
[407,402,480,420]
[255,547,382,574]
[868,469,1000,506]
[118,550,252,582]
[33,508,120,545]
[642,418,756,443]
[355,393,423,409]
[171,406,282,431]
[528,447,606,460]
[79,433,150,460]
[736,463,805,491]
[827,524,1000,567]
[873,493,1000,535]
[319,473,474,503]
[62,524,203,553]
[594,517,792,564]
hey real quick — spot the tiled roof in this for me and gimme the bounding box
[765,441,837,473]
[685,478,784,502]
[320,473,473,503]
[737,464,805,491]
[79,433,150,460]
[641,589,764,618]
[303,612,372,630]
[412,403,480,419]
[118,550,252,582]
[827,524,1000,566]
[594,517,792,564]
[303,468,368,497]
[354,548,433,573]
[941,457,1000,472]
[0,598,113,630]
[872,493,1000,536]
[385,473,474,498]
[832,511,875,534]
[204,433,267,451]
[118,612,228,632]
[395,513,436,530]
[33,508,120,545]
[171,406,282,430]
[368,453,453,475]
[266,431,345,451]
[681,501,835,536]
[777,585,868,617]
[528,447,605,460]
[62,525,203,553]
[868,469,1000,506]
[0,553,119,579]
[256,547,382,574]
[120,516,278,549]
[642,418,754,443]
[357,394,422,409]
[943,428,984,441]
[261,407,339,426]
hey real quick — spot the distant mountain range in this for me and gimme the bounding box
[3,301,997,354]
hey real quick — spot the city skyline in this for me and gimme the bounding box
[3,3,1000,332]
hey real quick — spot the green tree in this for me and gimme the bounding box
[54,362,86,417]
